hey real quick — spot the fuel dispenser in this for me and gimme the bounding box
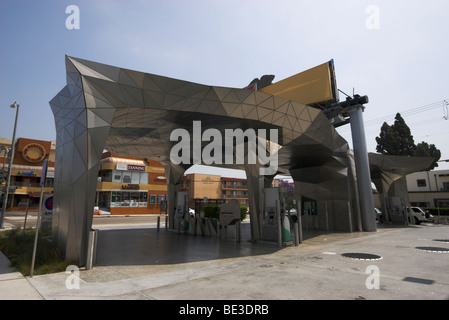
[174,191,190,233]
[218,202,241,242]
[262,187,292,246]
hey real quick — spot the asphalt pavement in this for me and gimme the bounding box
[1,216,449,301]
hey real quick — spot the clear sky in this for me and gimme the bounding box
[1,0,448,177]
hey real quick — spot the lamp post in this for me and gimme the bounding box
[0,102,20,229]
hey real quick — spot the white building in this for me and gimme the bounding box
[406,169,449,208]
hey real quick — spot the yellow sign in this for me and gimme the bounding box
[260,61,337,105]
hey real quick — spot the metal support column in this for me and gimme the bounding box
[348,105,377,232]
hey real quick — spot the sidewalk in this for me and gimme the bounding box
[1,222,449,300]
[0,251,43,300]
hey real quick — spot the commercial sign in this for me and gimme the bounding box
[116,163,146,171]
[128,165,145,171]
[17,171,38,177]
[121,184,140,190]
[22,143,46,163]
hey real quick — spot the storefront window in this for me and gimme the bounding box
[140,192,148,207]
[140,172,149,184]
[112,170,122,183]
[123,174,132,183]
[111,191,121,207]
[131,172,140,184]
[108,169,148,184]
[101,170,112,182]
[121,192,130,206]
[109,191,150,208]
[130,192,140,207]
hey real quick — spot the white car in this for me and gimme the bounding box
[407,207,433,225]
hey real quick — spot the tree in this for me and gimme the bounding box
[376,113,416,156]
[278,179,295,211]
[415,141,441,170]
[375,113,441,170]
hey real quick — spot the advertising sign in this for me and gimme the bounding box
[260,60,338,105]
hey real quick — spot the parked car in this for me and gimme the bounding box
[374,208,384,223]
[407,207,433,224]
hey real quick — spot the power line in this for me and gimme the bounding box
[339,100,448,132]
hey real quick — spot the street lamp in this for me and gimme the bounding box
[0,102,20,229]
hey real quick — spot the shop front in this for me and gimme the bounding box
[95,153,167,215]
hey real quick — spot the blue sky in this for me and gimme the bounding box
[1,0,448,176]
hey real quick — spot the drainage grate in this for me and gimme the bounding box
[341,253,382,260]
[433,239,449,243]
[403,277,435,285]
[415,246,449,253]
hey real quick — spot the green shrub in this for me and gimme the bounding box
[204,205,221,219]
[203,204,248,221]
[240,205,248,221]
[0,228,68,276]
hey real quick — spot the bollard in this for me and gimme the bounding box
[86,229,99,270]
[235,220,241,243]
[157,216,160,231]
[276,200,282,247]
[294,222,299,246]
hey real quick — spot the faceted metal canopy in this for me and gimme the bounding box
[49,56,390,264]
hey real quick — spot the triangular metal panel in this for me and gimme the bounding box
[271,114,287,127]
[256,107,272,121]
[259,96,275,110]
[119,84,144,107]
[87,109,110,128]
[143,74,164,92]
[222,89,241,103]
[119,69,139,87]
[213,87,233,101]
[222,102,240,115]
[68,56,120,82]
[84,92,112,109]
[163,94,187,109]
[122,69,145,87]
[229,105,244,119]
[89,108,115,125]
[69,58,115,82]
[166,78,190,94]
[242,91,257,106]
[150,75,170,93]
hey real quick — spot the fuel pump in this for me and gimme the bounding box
[174,191,190,233]
[218,202,241,241]
[262,187,291,245]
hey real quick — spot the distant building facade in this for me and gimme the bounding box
[1,138,168,214]
[0,137,55,210]
[406,169,449,208]
[96,152,167,214]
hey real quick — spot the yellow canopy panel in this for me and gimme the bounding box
[260,61,336,105]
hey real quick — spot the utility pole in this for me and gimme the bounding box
[0,102,20,229]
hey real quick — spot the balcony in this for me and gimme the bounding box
[221,185,248,190]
